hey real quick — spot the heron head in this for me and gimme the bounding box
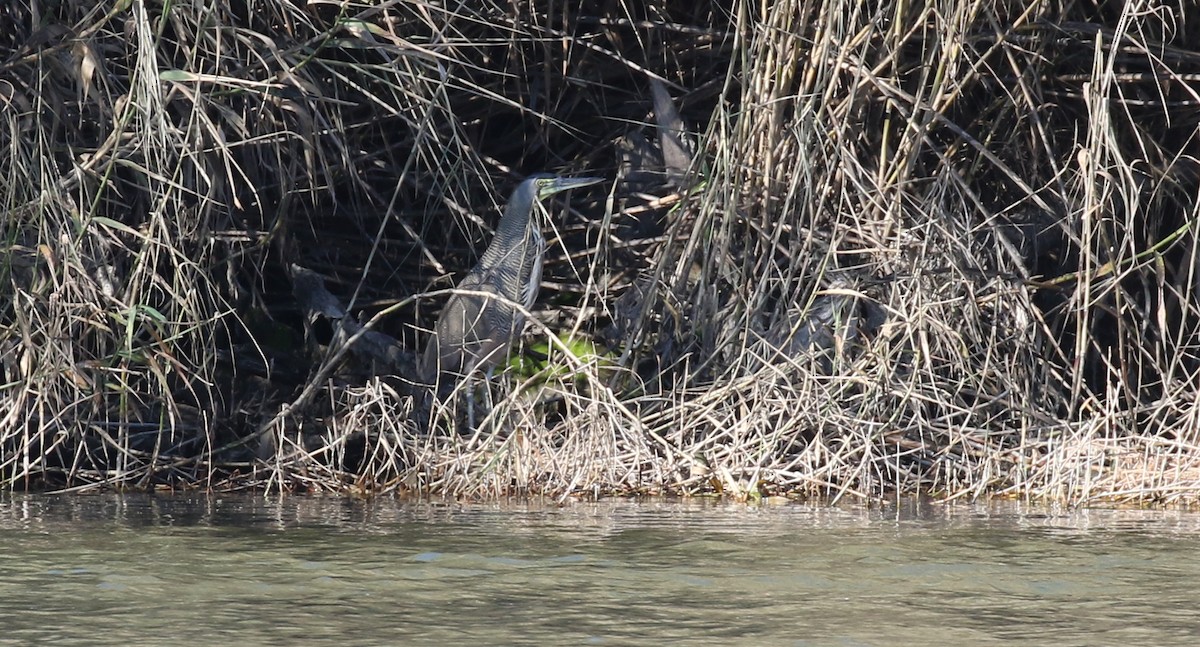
[526,174,605,201]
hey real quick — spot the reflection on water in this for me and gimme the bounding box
[1,495,1198,646]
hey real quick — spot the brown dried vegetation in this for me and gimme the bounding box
[3,0,1200,503]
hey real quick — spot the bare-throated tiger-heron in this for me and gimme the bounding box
[420,174,604,395]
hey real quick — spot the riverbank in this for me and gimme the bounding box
[3,1,1199,503]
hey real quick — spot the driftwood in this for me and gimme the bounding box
[289,264,418,378]
[649,79,695,188]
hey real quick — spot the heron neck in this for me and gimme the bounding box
[479,200,540,267]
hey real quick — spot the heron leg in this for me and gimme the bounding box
[466,374,476,432]
[467,366,498,434]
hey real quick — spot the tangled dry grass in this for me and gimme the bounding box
[3,0,1200,503]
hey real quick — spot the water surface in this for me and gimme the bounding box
[1,495,1197,646]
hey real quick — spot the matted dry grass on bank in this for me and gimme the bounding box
[2,0,1200,503]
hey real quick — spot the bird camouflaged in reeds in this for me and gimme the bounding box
[420,174,604,401]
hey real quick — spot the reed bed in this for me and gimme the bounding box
[2,0,1199,503]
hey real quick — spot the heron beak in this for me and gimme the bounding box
[546,176,604,196]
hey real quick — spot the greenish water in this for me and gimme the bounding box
[1,495,1198,646]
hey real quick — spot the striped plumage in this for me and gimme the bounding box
[421,174,602,393]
